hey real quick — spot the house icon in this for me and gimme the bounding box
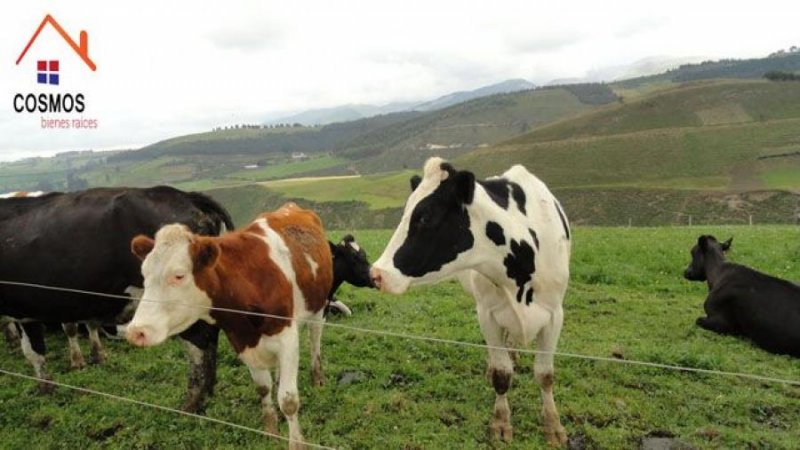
[16,14,96,71]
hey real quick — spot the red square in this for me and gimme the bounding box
[49,60,59,71]
[37,60,46,71]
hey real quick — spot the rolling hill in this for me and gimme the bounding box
[3,53,800,228]
[266,79,536,126]
[0,83,615,194]
[221,79,800,228]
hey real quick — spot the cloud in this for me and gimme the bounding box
[507,31,587,54]
[206,20,284,52]
[613,16,668,39]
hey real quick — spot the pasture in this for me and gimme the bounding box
[1,226,798,449]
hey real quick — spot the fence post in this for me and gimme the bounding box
[749,215,753,226]
[688,215,692,227]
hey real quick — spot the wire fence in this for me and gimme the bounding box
[2,280,798,386]
[0,366,334,450]
[1,279,799,448]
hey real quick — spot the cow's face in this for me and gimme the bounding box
[371,157,476,294]
[331,234,374,288]
[684,235,732,281]
[126,224,217,347]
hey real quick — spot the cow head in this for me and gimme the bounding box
[684,235,732,281]
[330,234,374,290]
[126,224,218,347]
[371,157,477,294]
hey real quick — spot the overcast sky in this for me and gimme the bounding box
[1,0,798,162]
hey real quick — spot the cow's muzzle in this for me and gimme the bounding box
[126,325,159,347]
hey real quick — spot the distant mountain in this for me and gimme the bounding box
[617,51,800,88]
[265,102,416,127]
[547,56,708,85]
[411,79,536,111]
[266,79,536,126]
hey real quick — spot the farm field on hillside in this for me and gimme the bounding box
[0,226,798,449]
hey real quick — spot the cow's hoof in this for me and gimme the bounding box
[36,381,56,395]
[311,366,325,387]
[263,411,279,435]
[544,424,568,447]
[90,349,107,365]
[69,358,87,370]
[490,420,513,442]
[288,441,306,450]
[180,396,205,414]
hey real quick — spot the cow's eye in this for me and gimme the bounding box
[169,274,186,285]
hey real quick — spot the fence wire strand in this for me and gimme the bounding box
[0,367,335,450]
[2,279,798,387]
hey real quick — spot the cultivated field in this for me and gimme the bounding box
[1,226,798,449]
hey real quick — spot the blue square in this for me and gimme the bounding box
[37,73,47,84]
[49,74,59,85]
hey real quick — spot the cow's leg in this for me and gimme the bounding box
[504,329,520,369]
[178,321,220,413]
[309,310,325,387]
[61,323,86,369]
[698,295,739,335]
[696,315,737,335]
[248,366,279,434]
[476,303,515,442]
[87,322,107,364]
[278,326,305,450]
[534,305,568,447]
[19,322,53,394]
[4,321,21,349]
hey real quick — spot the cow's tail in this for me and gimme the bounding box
[187,192,235,235]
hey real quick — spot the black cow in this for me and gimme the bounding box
[684,235,800,357]
[326,234,374,316]
[0,186,233,411]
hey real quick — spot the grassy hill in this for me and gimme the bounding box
[4,66,800,227]
[0,85,613,194]
[616,51,800,89]
[459,80,800,189]
[227,79,800,228]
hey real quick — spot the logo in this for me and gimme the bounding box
[12,14,98,130]
[37,60,60,85]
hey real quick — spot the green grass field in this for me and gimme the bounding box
[1,226,798,449]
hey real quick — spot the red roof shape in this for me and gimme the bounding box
[16,14,96,71]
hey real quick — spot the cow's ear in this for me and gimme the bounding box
[191,239,220,271]
[131,235,155,261]
[454,170,475,205]
[721,237,733,252]
[697,235,709,251]
[410,175,422,191]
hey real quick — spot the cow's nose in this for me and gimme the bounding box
[370,268,383,290]
[126,326,150,347]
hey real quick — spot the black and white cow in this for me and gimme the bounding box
[1,190,109,369]
[684,235,800,357]
[327,234,374,316]
[370,157,571,446]
[0,186,232,411]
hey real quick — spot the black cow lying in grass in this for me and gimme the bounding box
[684,235,800,357]
[327,234,374,316]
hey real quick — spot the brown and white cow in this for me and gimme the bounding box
[126,203,332,448]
